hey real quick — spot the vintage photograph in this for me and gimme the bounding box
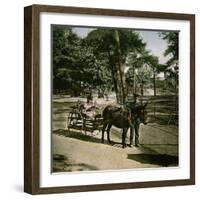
[52,25,179,173]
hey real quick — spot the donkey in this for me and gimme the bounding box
[101,103,148,148]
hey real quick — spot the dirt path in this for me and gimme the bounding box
[52,95,178,173]
[53,133,158,172]
[53,123,178,172]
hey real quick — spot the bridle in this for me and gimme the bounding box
[132,106,147,124]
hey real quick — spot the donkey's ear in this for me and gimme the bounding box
[144,102,148,107]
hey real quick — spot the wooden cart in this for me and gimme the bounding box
[67,103,104,134]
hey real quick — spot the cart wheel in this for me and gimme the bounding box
[82,117,87,135]
[66,112,72,131]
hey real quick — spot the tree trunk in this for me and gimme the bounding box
[153,68,156,96]
[175,72,178,94]
[132,66,136,95]
[116,67,123,103]
[108,51,120,103]
[114,30,127,104]
[141,83,144,96]
[164,71,167,90]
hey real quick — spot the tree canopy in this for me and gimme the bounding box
[52,26,179,100]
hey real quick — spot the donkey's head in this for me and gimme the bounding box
[139,103,148,125]
[130,102,148,125]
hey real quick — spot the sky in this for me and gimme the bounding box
[135,30,169,64]
[72,27,171,64]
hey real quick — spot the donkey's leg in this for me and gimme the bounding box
[101,123,107,143]
[135,123,140,147]
[122,128,128,148]
[106,124,112,144]
[129,127,134,146]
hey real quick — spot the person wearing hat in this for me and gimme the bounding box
[126,93,141,147]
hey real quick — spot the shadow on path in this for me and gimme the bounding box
[54,129,125,148]
[54,129,102,143]
[53,154,98,172]
[127,154,178,167]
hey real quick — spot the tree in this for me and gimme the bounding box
[126,52,145,95]
[145,55,159,96]
[159,32,179,93]
[53,26,112,96]
[86,28,146,104]
[137,64,152,96]
[127,50,159,96]
[53,25,82,94]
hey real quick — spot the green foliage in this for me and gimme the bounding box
[53,26,112,94]
[86,29,146,66]
[52,25,178,97]
[159,32,179,72]
[86,28,147,102]
[162,32,178,59]
[159,31,179,92]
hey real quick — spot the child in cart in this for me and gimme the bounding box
[82,94,98,120]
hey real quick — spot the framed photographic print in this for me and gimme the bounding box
[24,4,195,194]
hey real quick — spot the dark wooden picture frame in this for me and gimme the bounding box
[24,4,195,194]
